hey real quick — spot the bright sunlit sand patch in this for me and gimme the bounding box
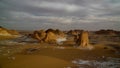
[1,55,72,68]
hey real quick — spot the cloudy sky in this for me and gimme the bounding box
[0,0,120,30]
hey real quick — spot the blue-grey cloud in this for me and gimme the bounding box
[0,0,120,30]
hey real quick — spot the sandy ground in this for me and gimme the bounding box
[1,55,71,68]
[0,33,120,68]
[0,42,120,68]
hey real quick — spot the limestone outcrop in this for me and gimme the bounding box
[75,31,93,49]
[33,29,66,43]
[0,26,19,36]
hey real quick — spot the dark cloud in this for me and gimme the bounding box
[0,0,120,30]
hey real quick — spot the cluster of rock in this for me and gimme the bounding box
[67,29,83,36]
[32,29,65,43]
[32,28,91,48]
[1,26,120,50]
[0,26,20,36]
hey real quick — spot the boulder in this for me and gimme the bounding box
[33,30,46,42]
[32,29,66,44]
[43,32,57,43]
[75,31,91,48]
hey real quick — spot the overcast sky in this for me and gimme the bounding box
[0,0,120,30]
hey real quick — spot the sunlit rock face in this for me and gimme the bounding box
[33,30,46,42]
[74,31,93,49]
[67,30,83,36]
[0,29,11,36]
[79,31,89,47]
[75,31,89,47]
[44,31,57,43]
[45,29,65,38]
[7,30,20,35]
[32,29,66,44]
[0,26,20,36]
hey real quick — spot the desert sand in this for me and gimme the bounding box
[0,29,120,68]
